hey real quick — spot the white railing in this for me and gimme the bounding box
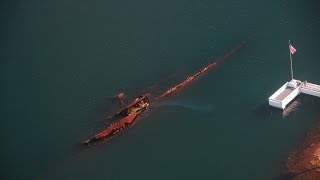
[300,83,320,97]
[269,83,289,100]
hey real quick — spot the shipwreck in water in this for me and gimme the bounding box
[83,40,246,145]
[83,94,150,145]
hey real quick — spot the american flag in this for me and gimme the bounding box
[289,44,296,54]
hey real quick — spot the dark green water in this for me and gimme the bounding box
[1,0,320,179]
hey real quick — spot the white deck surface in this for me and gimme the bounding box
[274,88,294,101]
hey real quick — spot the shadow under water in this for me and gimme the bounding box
[161,101,215,113]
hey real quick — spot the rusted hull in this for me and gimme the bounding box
[84,94,150,145]
[111,94,150,118]
[153,41,246,102]
[83,112,138,145]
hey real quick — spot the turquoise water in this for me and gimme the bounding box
[1,0,320,179]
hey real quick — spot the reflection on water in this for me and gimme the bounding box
[282,99,301,118]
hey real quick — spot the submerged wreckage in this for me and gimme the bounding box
[83,41,246,145]
[84,94,150,145]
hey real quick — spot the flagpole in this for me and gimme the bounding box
[289,40,294,80]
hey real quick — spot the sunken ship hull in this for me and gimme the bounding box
[83,94,150,145]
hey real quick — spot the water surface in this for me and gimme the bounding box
[1,0,320,179]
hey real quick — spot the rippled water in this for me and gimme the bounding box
[1,0,320,179]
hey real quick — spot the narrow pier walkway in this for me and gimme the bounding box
[268,79,320,109]
[301,82,320,97]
